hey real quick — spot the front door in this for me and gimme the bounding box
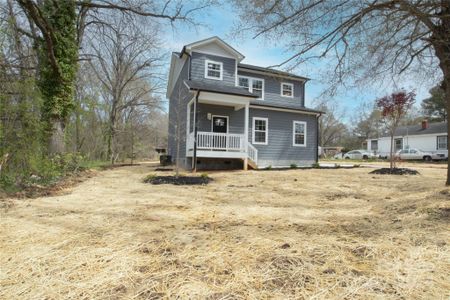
[212,116,228,150]
[212,116,228,133]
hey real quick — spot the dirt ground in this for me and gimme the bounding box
[1,162,449,299]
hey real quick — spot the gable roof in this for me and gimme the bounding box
[180,36,245,61]
[238,63,309,82]
[380,122,447,138]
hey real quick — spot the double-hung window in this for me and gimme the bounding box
[205,60,223,80]
[252,117,268,145]
[281,83,294,97]
[293,121,306,146]
[437,135,447,150]
[238,76,264,100]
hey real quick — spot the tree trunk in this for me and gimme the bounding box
[49,120,65,154]
[445,77,450,185]
[390,134,394,170]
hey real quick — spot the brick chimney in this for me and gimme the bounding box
[421,119,429,130]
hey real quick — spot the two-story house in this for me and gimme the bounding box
[167,37,323,170]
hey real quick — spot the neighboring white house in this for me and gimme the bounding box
[366,120,448,157]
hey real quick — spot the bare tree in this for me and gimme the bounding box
[316,102,348,147]
[233,0,450,183]
[87,14,163,164]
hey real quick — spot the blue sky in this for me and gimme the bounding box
[162,3,435,123]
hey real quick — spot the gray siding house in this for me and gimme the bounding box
[167,37,323,170]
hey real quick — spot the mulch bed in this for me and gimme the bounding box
[99,163,140,170]
[144,175,212,185]
[370,168,420,175]
[154,168,174,171]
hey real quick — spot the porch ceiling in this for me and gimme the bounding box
[198,91,250,111]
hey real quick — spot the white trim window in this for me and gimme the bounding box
[437,135,447,150]
[205,60,223,80]
[293,121,306,146]
[238,76,264,100]
[252,117,268,145]
[281,82,294,98]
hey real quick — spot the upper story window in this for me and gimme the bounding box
[293,121,306,146]
[281,83,294,98]
[205,60,223,80]
[238,76,264,100]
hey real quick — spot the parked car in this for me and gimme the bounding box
[395,148,433,161]
[343,150,375,160]
[432,151,448,160]
[333,152,344,159]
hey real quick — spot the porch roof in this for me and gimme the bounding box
[184,80,258,98]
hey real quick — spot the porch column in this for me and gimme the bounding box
[243,102,249,170]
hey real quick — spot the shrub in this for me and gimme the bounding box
[312,162,320,168]
[265,165,272,170]
[290,163,297,169]
[200,173,209,179]
[143,174,156,183]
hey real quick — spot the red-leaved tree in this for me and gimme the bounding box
[376,91,416,170]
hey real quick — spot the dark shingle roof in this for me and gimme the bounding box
[250,103,324,114]
[238,63,309,81]
[381,122,447,137]
[184,80,258,98]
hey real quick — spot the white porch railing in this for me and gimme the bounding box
[187,131,258,166]
[247,143,258,164]
[197,131,245,151]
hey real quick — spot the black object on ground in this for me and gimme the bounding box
[144,175,212,185]
[370,168,419,175]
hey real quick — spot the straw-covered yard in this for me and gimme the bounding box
[1,163,449,299]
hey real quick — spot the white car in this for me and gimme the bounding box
[343,150,375,160]
[395,148,432,161]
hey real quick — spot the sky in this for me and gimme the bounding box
[161,3,436,123]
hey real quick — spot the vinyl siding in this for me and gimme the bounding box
[249,108,317,167]
[196,103,245,134]
[190,52,236,86]
[192,103,318,167]
[168,55,193,169]
[238,70,305,108]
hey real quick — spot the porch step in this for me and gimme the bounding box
[246,158,258,170]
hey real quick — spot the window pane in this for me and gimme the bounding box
[207,62,221,78]
[207,70,220,78]
[208,62,220,70]
[282,84,293,96]
[253,80,263,90]
[295,123,304,134]
[255,131,266,143]
[295,134,304,145]
[371,140,378,150]
[238,77,249,88]
[255,120,266,131]
[438,136,447,150]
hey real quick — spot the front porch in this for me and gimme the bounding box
[185,91,258,169]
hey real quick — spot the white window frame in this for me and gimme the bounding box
[281,82,294,98]
[292,121,307,147]
[204,59,223,80]
[210,115,229,133]
[252,117,268,145]
[238,75,265,100]
[437,135,447,150]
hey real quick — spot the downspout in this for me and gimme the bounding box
[316,113,322,163]
[192,90,200,172]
